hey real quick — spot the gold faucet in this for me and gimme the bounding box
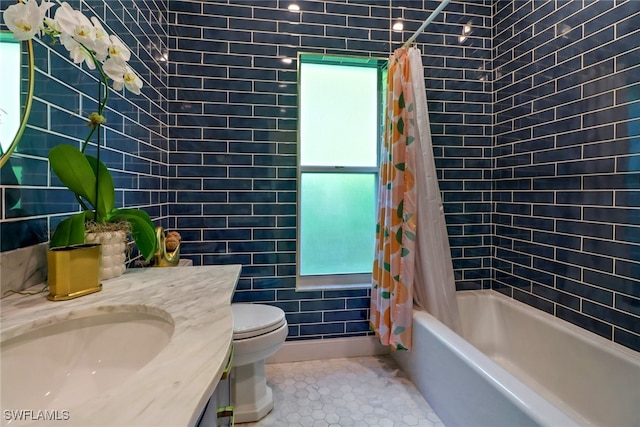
[153,226,180,267]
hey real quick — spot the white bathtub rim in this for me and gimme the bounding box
[463,289,640,364]
[412,307,582,427]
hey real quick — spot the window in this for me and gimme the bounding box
[297,54,387,289]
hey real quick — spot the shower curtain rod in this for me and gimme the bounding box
[402,0,451,48]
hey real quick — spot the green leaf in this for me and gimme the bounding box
[396,228,403,244]
[405,229,416,241]
[381,291,391,299]
[85,155,115,220]
[397,200,404,220]
[110,208,157,261]
[406,136,415,145]
[401,247,410,257]
[395,162,405,171]
[50,212,87,248]
[49,144,97,208]
[393,326,406,335]
[397,117,404,135]
[398,92,405,109]
[395,344,409,351]
[383,261,391,272]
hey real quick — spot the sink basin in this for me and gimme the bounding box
[1,307,174,411]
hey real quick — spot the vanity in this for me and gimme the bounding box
[0,264,240,426]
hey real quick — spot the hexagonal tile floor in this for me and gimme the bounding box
[238,355,445,427]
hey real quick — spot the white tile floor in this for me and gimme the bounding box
[239,355,445,427]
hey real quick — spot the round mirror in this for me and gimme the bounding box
[0,33,34,169]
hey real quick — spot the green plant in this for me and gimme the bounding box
[48,144,156,261]
[4,0,156,261]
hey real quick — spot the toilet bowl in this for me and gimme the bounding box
[231,303,288,423]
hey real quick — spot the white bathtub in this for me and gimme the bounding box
[392,290,640,427]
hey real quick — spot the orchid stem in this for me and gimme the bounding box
[80,44,110,154]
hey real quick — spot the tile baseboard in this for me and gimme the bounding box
[267,336,389,364]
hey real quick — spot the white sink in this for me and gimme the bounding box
[1,307,174,411]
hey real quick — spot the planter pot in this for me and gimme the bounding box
[85,230,127,280]
[47,244,102,301]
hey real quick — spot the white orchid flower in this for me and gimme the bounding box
[54,2,92,39]
[108,35,131,62]
[90,17,110,62]
[51,2,75,34]
[43,15,60,33]
[4,0,53,41]
[103,56,126,84]
[53,3,101,69]
[60,35,97,69]
[54,2,98,51]
[102,56,142,95]
[122,66,143,94]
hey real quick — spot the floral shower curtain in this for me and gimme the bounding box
[370,47,418,351]
[370,47,461,351]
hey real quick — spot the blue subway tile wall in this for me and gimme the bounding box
[493,0,640,351]
[168,0,493,340]
[0,0,169,252]
[3,0,637,352]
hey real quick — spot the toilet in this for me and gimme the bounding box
[231,303,288,423]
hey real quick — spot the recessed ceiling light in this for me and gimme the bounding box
[392,21,404,32]
[281,57,293,64]
[288,4,300,12]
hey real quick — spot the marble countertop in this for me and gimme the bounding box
[0,264,241,427]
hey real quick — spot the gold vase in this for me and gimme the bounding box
[47,244,102,301]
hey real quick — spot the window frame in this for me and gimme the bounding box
[296,52,387,291]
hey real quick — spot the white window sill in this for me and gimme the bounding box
[296,282,371,292]
[296,273,372,292]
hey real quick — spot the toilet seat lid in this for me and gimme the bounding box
[232,303,286,340]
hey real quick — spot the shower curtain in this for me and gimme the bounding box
[370,47,461,351]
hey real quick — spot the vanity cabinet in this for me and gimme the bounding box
[1,264,241,427]
[196,345,234,427]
